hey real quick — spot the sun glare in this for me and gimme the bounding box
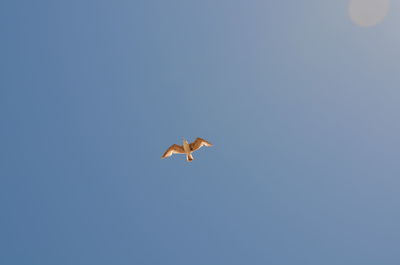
[349,0,390,27]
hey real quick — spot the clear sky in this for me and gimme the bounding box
[1,0,400,264]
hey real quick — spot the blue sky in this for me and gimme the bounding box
[1,0,400,264]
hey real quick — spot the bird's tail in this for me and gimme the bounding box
[186,154,194,162]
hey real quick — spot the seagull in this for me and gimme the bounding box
[161,137,213,162]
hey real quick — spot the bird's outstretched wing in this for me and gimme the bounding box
[190,138,213,152]
[161,144,185,158]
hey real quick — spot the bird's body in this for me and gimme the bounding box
[182,139,193,161]
[161,137,213,162]
[183,139,191,153]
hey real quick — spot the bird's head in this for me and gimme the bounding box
[182,137,188,145]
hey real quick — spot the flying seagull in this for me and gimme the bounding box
[161,137,213,162]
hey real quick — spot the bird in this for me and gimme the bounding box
[161,137,213,162]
